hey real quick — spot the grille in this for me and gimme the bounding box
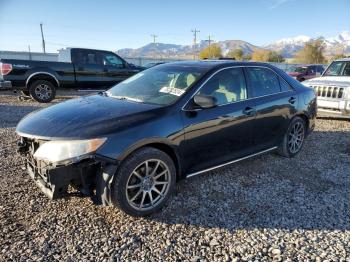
[312,86,344,99]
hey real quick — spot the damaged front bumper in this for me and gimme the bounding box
[26,155,98,199]
[20,137,118,202]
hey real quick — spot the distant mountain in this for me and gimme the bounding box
[117,32,350,59]
[117,40,261,59]
[117,43,192,58]
[264,35,311,58]
[265,32,350,58]
[217,40,261,55]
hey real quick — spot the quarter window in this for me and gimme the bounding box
[198,68,247,105]
[279,77,292,92]
[246,67,281,97]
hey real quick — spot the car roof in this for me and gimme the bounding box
[159,60,278,71]
[334,58,350,62]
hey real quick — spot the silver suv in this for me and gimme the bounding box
[303,58,350,118]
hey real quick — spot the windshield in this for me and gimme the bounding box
[324,61,350,76]
[107,65,206,105]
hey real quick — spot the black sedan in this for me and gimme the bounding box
[16,61,317,216]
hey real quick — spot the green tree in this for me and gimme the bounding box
[330,53,348,61]
[242,54,252,61]
[199,44,222,59]
[227,48,243,60]
[293,38,326,64]
[252,49,284,62]
[267,51,285,62]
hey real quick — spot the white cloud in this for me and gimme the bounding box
[268,0,291,9]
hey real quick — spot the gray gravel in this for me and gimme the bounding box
[1,94,350,261]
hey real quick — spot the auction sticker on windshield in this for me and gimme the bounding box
[159,86,185,96]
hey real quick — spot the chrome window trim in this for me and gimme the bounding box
[26,72,60,87]
[182,65,294,111]
[186,146,278,178]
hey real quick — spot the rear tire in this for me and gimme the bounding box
[277,116,306,158]
[29,80,56,103]
[111,147,176,217]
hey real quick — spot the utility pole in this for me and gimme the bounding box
[206,35,213,58]
[191,29,200,60]
[150,34,158,44]
[40,23,46,53]
[150,34,158,59]
[28,45,32,60]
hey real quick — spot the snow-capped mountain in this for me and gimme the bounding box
[265,32,350,57]
[117,32,350,58]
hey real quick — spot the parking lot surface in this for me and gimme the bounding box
[1,95,350,261]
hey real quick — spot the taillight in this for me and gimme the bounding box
[0,63,13,75]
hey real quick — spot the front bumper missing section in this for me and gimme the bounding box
[26,157,98,199]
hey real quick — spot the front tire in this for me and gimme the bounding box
[29,80,56,103]
[111,147,176,216]
[277,116,306,158]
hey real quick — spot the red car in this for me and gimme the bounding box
[287,65,324,82]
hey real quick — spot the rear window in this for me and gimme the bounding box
[246,67,281,97]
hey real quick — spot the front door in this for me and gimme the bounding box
[101,52,140,85]
[180,67,256,174]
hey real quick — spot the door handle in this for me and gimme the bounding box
[243,106,256,116]
[288,97,296,104]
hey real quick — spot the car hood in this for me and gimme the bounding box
[16,94,161,139]
[303,76,350,87]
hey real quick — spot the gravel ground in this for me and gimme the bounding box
[1,94,350,261]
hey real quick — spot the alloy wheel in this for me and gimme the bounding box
[126,159,171,211]
[288,121,305,154]
[35,84,52,100]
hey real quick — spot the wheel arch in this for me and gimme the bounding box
[293,113,310,133]
[26,72,60,89]
[116,140,183,180]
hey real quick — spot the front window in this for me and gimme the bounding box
[102,53,124,67]
[107,65,207,105]
[324,61,350,76]
[198,68,247,105]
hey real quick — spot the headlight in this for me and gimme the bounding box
[34,138,106,164]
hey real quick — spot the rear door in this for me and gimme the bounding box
[72,49,106,89]
[245,67,296,151]
[100,52,140,85]
[180,67,257,174]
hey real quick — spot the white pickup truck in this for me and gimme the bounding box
[303,58,350,118]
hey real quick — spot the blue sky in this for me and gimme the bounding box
[0,0,349,53]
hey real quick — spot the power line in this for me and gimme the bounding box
[191,29,200,60]
[40,23,46,53]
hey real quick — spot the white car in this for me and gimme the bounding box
[303,58,350,118]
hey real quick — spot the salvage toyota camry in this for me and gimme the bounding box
[16,61,316,216]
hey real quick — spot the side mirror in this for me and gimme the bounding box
[193,94,217,109]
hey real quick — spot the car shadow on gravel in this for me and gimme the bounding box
[0,104,42,128]
[147,130,350,231]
